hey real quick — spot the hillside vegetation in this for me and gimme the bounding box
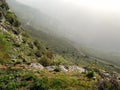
[0,0,119,90]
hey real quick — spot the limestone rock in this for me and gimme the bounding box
[29,63,44,70]
[68,65,85,73]
[59,65,68,72]
[46,66,57,71]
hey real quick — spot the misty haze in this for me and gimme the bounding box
[15,0,120,50]
[0,0,120,89]
[7,0,120,68]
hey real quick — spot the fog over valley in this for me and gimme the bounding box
[7,0,120,67]
[14,0,120,51]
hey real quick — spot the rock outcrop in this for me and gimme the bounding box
[29,63,44,70]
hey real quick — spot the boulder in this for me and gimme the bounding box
[59,65,68,72]
[29,63,44,70]
[68,65,85,73]
[46,66,57,71]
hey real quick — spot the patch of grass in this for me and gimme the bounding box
[0,33,12,63]
[0,66,100,90]
[50,77,70,89]
[23,72,37,81]
[53,54,68,65]
[30,77,48,90]
[38,56,53,66]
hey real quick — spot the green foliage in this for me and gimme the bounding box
[50,78,68,89]
[34,40,42,50]
[53,54,67,65]
[0,33,12,63]
[0,67,98,90]
[23,72,37,81]
[7,81,18,90]
[5,11,20,27]
[0,69,22,90]
[46,50,53,59]
[30,77,48,90]
[86,71,94,78]
[0,33,11,51]
[35,50,42,57]
[39,56,53,66]
[39,54,68,66]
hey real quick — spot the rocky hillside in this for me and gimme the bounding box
[0,0,119,90]
[0,0,66,66]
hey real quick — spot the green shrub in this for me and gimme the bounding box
[86,71,94,78]
[34,40,42,49]
[0,33,12,63]
[50,77,69,90]
[0,69,22,90]
[46,51,53,59]
[7,81,18,90]
[39,56,53,66]
[53,55,67,65]
[23,72,37,81]
[30,77,48,90]
[20,81,27,87]
[0,82,6,90]
[5,11,20,27]
[35,50,42,57]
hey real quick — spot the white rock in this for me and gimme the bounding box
[68,66,85,73]
[46,66,57,71]
[30,63,44,70]
[59,65,68,72]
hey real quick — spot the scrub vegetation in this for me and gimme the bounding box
[0,0,119,90]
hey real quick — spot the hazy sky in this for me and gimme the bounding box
[16,0,120,11]
[15,0,120,52]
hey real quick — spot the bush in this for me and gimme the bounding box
[0,33,12,63]
[5,11,20,27]
[35,51,42,57]
[0,69,22,90]
[39,56,53,66]
[50,77,69,89]
[34,40,42,49]
[53,55,67,65]
[86,71,94,78]
[7,81,18,90]
[23,72,37,81]
[30,77,48,90]
[46,51,53,59]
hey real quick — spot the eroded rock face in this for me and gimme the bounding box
[29,63,44,70]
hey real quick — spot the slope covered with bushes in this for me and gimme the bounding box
[0,0,119,90]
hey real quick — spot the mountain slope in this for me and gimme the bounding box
[7,0,120,73]
[8,0,120,70]
[0,0,119,90]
